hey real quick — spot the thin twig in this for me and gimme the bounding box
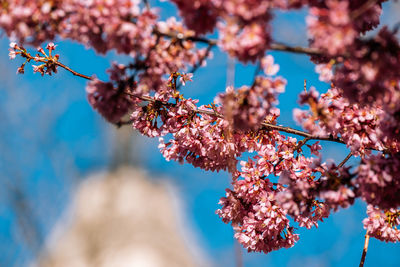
[188,43,214,74]
[55,61,93,80]
[22,53,94,80]
[251,61,262,88]
[338,152,353,168]
[359,232,370,267]
[28,55,387,151]
[153,29,324,56]
[176,43,214,90]
[351,0,380,20]
[235,240,243,267]
[269,42,322,56]
[142,0,151,10]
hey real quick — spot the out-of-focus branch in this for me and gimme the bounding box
[351,0,380,20]
[153,29,324,56]
[359,232,370,267]
[338,152,353,168]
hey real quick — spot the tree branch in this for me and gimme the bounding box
[351,0,380,20]
[54,61,93,80]
[359,232,370,267]
[23,53,387,152]
[153,28,323,56]
[338,152,353,168]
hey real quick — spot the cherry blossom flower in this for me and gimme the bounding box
[179,73,193,86]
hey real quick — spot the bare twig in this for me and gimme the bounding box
[270,42,322,56]
[359,232,370,267]
[153,29,324,56]
[24,54,388,151]
[338,152,353,168]
[188,43,214,74]
[351,0,380,20]
[234,240,243,267]
[142,0,151,10]
[54,61,93,80]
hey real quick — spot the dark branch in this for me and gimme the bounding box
[359,232,370,267]
[153,28,324,56]
[338,152,353,168]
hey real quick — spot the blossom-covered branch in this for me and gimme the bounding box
[3,0,400,262]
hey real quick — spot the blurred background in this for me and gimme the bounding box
[1,1,400,266]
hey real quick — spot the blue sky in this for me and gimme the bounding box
[1,1,400,266]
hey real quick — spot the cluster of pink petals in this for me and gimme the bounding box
[158,112,243,172]
[307,0,384,56]
[170,0,218,34]
[363,205,400,243]
[333,28,400,106]
[307,0,357,55]
[86,79,135,124]
[2,1,211,94]
[0,0,65,45]
[294,87,385,155]
[275,161,354,227]
[218,19,271,63]
[6,0,400,254]
[215,75,285,131]
[357,154,400,210]
[86,63,139,123]
[217,160,299,253]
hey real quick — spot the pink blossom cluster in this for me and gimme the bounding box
[363,205,400,243]
[80,16,210,122]
[357,154,400,210]
[2,1,211,116]
[216,134,354,249]
[5,0,400,257]
[215,75,285,131]
[86,63,138,123]
[306,0,384,56]
[294,87,385,155]
[307,0,358,56]
[218,19,271,62]
[0,0,65,45]
[0,0,150,52]
[333,28,400,105]
[217,160,299,253]
[169,0,218,34]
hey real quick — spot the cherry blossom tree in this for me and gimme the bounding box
[2,0,400,265]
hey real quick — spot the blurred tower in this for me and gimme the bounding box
[36,126,209,267]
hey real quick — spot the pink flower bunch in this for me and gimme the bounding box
[294,87,385,155]
[363,205,400,243]
[9,42,61,75]
[169,0,218,34]
[136,18,211,92]
[217,160,299,253]
[307,0,357,56]
[317,163,355,210]
[60,0,153,54]
[333,28,400,105]
[215,75,285,131]
[0,0,65,45]
[307,0,384,56]
[6,0,400,257]
[357,154,400,210]
[158,112,242,172]
[86,63,137,123]
[218,19,271,63]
